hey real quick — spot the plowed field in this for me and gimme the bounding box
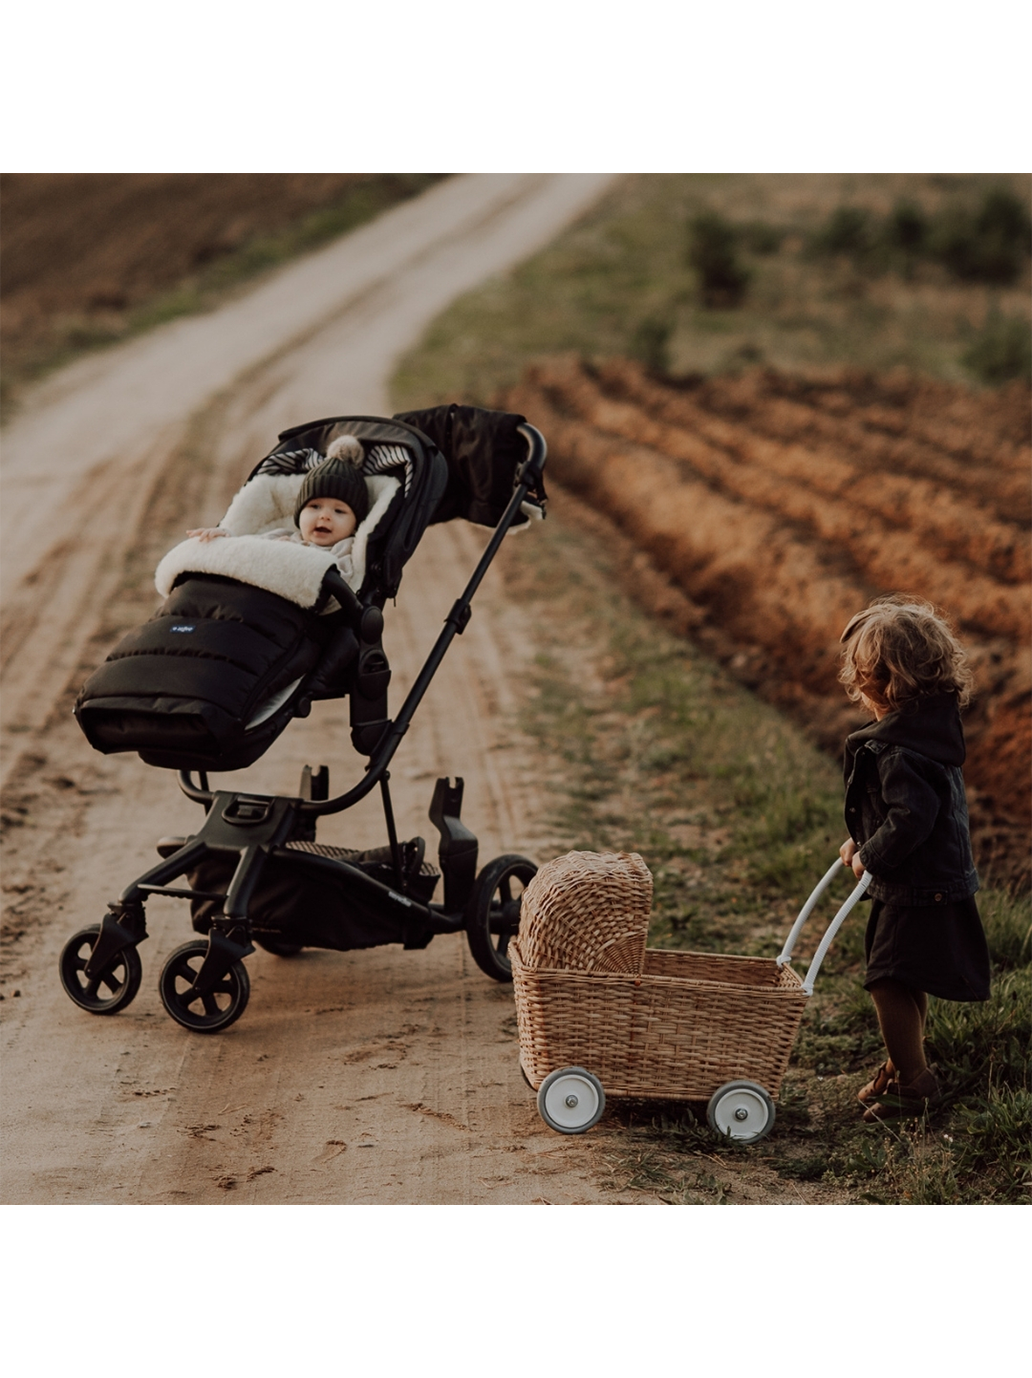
[504,358,1031,879]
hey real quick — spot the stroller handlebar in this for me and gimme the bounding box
[776,849,873,995]
[516,423,547,488]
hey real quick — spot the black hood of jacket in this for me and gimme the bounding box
[846,691,966,767]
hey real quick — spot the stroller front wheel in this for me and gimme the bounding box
[465,854,537,982]
[159,940,250,1033]
[59,925,143,1015]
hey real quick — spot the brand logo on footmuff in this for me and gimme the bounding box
[170,625,195,632]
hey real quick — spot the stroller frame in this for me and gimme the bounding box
[59,426,547,1033]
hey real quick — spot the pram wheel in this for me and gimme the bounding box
[253,937,302,957]
[707,1081,776,1144]
[465,854,537,981]
[159,940,250,1032]
[59,925,143,1015]
[537,1067,606,1134]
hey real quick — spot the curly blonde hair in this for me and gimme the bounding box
[839,594,973,712]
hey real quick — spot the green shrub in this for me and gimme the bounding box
[931,186,1031,284]
[740,221,785,255]
[812,206,875,257]
[885,201,928,254]
[687,212,750,308]
[630,313,674,374]
[962,313,1031,384]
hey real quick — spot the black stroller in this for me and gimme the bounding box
[59,406,546,1033]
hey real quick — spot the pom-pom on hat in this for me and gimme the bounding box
[293,435,370,527]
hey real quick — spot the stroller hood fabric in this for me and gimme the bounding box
[395,404,544,528]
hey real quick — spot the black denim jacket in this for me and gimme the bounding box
[843,692,979,906]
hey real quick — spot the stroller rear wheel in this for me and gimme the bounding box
[159,940,250,1032]
[59,925,143,1015]
[465,854,537,982]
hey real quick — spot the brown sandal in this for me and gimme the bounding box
[862,1069,941,1123]
[857,1061,896,1106]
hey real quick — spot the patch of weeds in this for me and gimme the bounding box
[688,212,750,308]
[980,888,1032,970]
[600,1103,744,1203]
[810,206,876,260]
[962,312,1031,384]
[739,221,785,256]
[776,1154,828,1182]
[794,988,883,1077]
[629,313,675,374]
[926,968,1030,1099]
[931,187,1032,285]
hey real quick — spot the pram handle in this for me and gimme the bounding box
[179,426,549,817]
[775,850,873,995]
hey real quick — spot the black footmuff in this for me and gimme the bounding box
[74,574,346,772]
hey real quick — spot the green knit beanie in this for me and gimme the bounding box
[293,436,369,528]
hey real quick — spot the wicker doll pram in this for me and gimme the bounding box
[511,851,872,1142]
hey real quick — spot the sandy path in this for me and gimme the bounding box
[0,173,653,1204]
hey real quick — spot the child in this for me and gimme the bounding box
[838,595,990,1123]
[187,438,370,584]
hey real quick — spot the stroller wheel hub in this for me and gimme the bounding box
[734,1107,749,1121]
[565,1094,579,1108]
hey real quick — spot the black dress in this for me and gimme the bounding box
[863,895,991,1001]
[845,694,991,1001]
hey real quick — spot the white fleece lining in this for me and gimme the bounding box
[155,472,400,608]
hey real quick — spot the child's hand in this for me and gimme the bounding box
[840,839,867,879]
[186,527,227,542]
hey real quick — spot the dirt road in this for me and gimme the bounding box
[0,173,657,1204]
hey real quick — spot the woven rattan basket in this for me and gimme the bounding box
[516,850,652,975]
[512,945,807,1099]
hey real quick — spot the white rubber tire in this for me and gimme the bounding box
[707,1080,776,1144]
[537,1067,606,1134]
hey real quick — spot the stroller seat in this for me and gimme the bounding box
[75,408,544,775]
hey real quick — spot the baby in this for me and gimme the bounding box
[188,438,370,584]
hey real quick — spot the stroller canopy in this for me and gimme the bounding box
[257,405,544,600]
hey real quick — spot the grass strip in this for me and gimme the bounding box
[391,173,1030,411]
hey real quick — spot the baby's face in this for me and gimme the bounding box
[299,497,357,545]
